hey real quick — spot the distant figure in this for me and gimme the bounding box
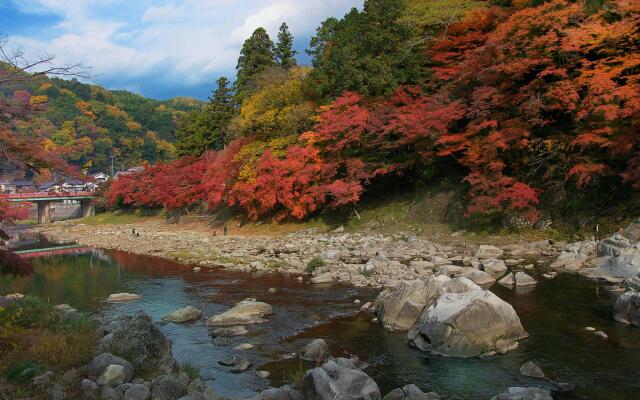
[594,224,600,241]
[132,227,140,238]
[618,226,625,237]
[223,226,228,236]
[213,230,217,236]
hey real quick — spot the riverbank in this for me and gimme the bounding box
[36,219,566,288]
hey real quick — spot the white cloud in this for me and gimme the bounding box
[6,0,361,98]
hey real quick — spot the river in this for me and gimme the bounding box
[1,233,639,399]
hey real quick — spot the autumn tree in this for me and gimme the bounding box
[275,22,297,70]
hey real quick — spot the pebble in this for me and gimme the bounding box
[193,267,201,272]
[353,299,361,305]
[268,287,277,293]
[585,327,596,331]
[371,318,379,323]
[234,343,254,350]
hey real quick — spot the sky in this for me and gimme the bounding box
[0,0,362,100]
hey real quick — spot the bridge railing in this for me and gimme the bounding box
[1,191,95,199]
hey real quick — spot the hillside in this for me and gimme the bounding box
[0,65,203,176]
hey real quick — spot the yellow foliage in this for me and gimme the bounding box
[42,138,57,152]
[235,135,298,181]
[28,95,48,106]
[38,83,53,92]
[106,104,129,120]
[236,67,316,140]
[127,121,142,131]
[75,101,96,119]
[59,88,76,97]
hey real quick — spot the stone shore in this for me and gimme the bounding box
[37,220,563,288]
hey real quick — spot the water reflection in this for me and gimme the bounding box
[1,249,639,399]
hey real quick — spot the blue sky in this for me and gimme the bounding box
[1,0,361,99]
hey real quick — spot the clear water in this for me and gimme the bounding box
[2,243,639,399]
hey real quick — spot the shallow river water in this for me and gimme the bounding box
[2,235,640,399]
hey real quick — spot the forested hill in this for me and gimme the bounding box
[0,65,202,175]
[109,0,639,228]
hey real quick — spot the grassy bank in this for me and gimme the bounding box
[0,297,97,398]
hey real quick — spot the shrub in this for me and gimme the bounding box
[181,363,200,380]
[306,257,326,273]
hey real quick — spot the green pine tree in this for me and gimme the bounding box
[175,77,235,156]
[275,22,297,70]
[235,27,275,101]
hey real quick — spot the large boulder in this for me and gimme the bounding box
[162,306,202,323]
[383,384,440,400]
[597,250,640,278]
[490,387,552,400]
[624,221,640,243]
[613,291,640,327]
[300,339,331,362]
[205,298,273,326]
[99,312,176,375]
[407,290,527,357]
[597,234,631,257]
[302,359,381,400]
[374,276,450,331]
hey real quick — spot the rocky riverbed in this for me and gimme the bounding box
[37,221,566,289]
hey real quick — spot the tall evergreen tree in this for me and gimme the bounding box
[235,27,275,100]
[175,77,235,156]
[275,22,297,70]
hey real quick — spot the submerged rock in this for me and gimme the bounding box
[491,387,552,400]
[300,339,331,362]
[614,291,640,327]
[407,290,527,357]
[520,361,545,379]
[311,273,334,284]
[383,384,440,400]
[162,306,202,323]
[205,298,273,326]
[106,293,142,302]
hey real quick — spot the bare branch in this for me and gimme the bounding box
[0,34,92,85]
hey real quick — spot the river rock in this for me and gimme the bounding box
[88,353,134,383]
[407,290,527,357]
[476,245,504,259]
[300,339,331,362]
[514,272,537,286]
[218,356,251,372]
[235,343,254,350]
[597,250,640,278]
[442,276,481,293]
[498,273,515,287]
[520,361,545,378]
[597,234,631,257]
[210,325,248,337]
[613,291,640,327]
[551,241,596,270]
[383,384,440,400]
[106,293,142,302]
[311,273,334,284]
[491,387,552,400]
[252,386,303,400]
[624,221,640,242]
[97,364,128,387]
[481,259,508,277]
[624,276,640,292]
[462,269,496,286]
[123,383,150,400]
[150,375,187,400]
[205,298,272,326]
[162,306,202,323]
[374,276,450,331]
[55,304,77,314]
[99,312,176,375]
[302,360,381,400]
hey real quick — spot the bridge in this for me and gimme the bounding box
[2,192,95,224]
[14,243,93,259]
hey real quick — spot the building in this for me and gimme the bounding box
[0,181,17,194]
[114,166,144,179]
